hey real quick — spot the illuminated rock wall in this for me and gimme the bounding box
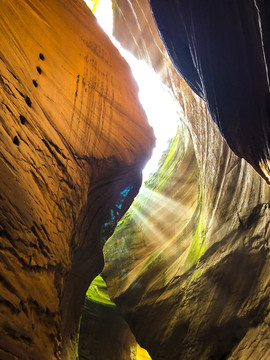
[100,1,270,359]
[0,0,154,358]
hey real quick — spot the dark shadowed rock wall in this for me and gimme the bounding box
[78,275,151,360]
[149,0,270,184]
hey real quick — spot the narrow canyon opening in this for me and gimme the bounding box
[79,1,198,359]
[83,0,181,181]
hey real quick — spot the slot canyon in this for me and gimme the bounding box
[0,0,270,359]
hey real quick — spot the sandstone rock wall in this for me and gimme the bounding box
[99,1,270,359]
[78,275,152,360]
[0,0,154,358]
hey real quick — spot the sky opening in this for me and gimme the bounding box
[84,0,181,181]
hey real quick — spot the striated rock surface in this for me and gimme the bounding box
[2,0,270,359]
[95,1,270,359]
[149,0,270,184]
[0,0,154,359]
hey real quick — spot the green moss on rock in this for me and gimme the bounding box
[86,275,116,307]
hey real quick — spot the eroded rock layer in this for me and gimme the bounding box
[97,1,270,359]
[0,0,154,358]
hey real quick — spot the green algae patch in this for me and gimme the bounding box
[144,128,186,192]
[86,275,116,307]
[190,268,203,283]
[184,189,206,270]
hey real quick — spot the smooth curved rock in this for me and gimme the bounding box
[96,1,270,359]
[149,0,270,184]
[0,0,154,358]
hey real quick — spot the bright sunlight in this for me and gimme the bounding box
[83,0,181,180]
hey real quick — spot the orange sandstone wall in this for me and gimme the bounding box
[0,0,154,358]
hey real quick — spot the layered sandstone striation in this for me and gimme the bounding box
[0,0,154,359]
[93,1,270,359]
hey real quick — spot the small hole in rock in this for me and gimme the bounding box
[13,136,19,146]
[19,115,27,124]
[39,53,45,61]
[36,66,42,74]
[32,80,38,87]
[25,96,32,107]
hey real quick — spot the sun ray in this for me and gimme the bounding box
[132,205,167,244]
[140,187,193,215]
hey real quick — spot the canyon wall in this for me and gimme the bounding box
[0,0,154,358]
[98,1,270,359]
[1,0,270,359]
[78,275,151,360]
